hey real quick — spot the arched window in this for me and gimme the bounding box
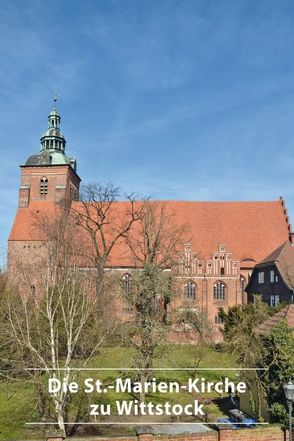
[240,276,246,304]
[40,176,48,195]
[122,274,132,297]
[213,281,226,301]
[184,281,196,300]
[215,314,223,324]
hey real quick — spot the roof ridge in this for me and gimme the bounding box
[259,241,289,264]
[279,196,293,240]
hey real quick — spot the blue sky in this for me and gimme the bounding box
[1,0,294,267]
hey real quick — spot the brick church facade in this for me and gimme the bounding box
[7,105,294,340]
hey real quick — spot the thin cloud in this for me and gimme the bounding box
[1,0,294,262]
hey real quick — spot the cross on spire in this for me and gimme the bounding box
[53,90,59,110]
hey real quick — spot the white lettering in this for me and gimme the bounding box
[116,378,131,393]
[116,400,133,415]
[89,404,99,416]
[48,377,78,394]
[48,378,60,393]
[84,378,94,393]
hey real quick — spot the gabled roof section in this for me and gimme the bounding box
[257,304,294,334]
[8,199,291,268]
[257,241,294,289]
[259,241,289,264]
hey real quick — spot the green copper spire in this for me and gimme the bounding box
[24,99,77,171]
[40,97,66,154]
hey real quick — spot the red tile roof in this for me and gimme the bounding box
[257,304,294,334]
[8,199,291,268]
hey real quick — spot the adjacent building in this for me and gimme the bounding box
[246,241,294,307]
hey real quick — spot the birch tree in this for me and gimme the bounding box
[2,209,113,435]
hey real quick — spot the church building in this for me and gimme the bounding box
[7,105,294,340]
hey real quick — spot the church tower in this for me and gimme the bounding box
[18,101,80,207]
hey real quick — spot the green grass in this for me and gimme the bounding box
[0,345,238,440]
[0,381,43,440]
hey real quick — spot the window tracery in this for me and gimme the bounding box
[40,176,48,195]
[213,281,226,301]
[184,281,196,300]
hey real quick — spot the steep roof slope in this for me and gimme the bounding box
[257,304,294,334]
[9,199,291,268]
[257,241,294,289]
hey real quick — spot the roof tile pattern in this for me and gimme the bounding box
[257,304,294,334]
[9,200,290,268]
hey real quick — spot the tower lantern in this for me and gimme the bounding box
[18,102,80,207]
[40,100,66,155]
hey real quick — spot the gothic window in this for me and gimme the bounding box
[40,177,48,195]
[215,314,223,324]
[213,281,226,301]
[240,276,246,303]
[122,274,132,297]
[184,281,196,300]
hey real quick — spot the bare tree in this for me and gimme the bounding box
[70,183,143,298]
[176,307,214,376]
[123,201,187,400]
[3,209,113,435]
[125,200,186,267]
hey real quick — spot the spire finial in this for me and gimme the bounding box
[53,90,59,110]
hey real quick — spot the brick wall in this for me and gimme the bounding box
[46,426,290,441]
[148,427,287,441]
[19,164,80,206]
[230,426,287,440]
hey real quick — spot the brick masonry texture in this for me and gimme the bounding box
[46,427,290,441]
